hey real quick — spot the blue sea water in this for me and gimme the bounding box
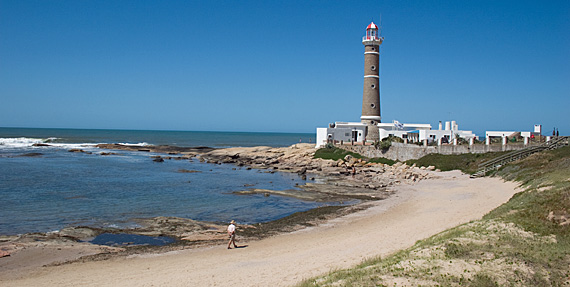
[0,127,327,236]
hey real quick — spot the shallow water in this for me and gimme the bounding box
[0,128,334,236]
[89,233,176,247]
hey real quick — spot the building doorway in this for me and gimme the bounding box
[351,130,358,142]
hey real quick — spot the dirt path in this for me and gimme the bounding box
[0,171,519,287]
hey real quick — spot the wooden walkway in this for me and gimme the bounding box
[471,136,569,178]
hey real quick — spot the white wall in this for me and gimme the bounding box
[486,131,516,138]
[315,128,328,148]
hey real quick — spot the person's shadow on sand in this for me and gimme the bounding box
[229,245,248,249]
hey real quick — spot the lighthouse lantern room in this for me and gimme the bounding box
[364,22,379,40]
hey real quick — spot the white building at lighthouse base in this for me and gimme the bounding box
[315,120,477,148]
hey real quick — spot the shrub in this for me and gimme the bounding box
[313,146,362,161]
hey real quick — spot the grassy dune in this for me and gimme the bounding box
[300,146,570,286]
[405,151,509,175]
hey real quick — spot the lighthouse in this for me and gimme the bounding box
[316,21,477,148]
[361,22,383,142]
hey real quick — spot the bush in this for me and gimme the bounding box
[378,140,391,150]
[375,135,403,150]
[313,146,362,161]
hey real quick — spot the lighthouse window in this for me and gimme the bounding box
[371,65,376,71]
[371,84,376,89]
[371,104,375,108]
[371,47,375,51]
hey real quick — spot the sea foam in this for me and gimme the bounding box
[0,137,96,151]
[0,137,45,148]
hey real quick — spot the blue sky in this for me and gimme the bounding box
[1,0,568,136]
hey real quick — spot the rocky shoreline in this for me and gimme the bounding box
[0,143,439,274]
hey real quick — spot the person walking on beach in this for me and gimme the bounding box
[227,220,238,249]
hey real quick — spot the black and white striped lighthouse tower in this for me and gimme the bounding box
[361,22,383,142]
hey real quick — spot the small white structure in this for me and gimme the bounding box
[484,124,543,146]
[485,131,516,145]
[316,122,366,145]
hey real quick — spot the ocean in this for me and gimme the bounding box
[0,127,329,236]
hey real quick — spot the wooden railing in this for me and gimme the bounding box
[471,136,569,178]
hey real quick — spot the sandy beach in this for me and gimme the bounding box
[0,170,519,286]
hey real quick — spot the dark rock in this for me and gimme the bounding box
[153,158,164,162]
[19,152,43,157]
[32,143,50,147]
[178,169,201,173]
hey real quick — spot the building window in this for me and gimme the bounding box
[371,84,375,89]
[370,103,375,108]
[371,65,376,71]
[370,121,374,124]
[371,47,375,51]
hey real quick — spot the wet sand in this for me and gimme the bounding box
[0,170,519,286]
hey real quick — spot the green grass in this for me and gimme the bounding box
[406,151,509,174]
[299,146,570,287]
[368,157,396,165]
[314,146,396,165]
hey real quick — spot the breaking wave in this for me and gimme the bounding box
[0,137,96,150]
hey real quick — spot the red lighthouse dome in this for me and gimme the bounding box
[366,22,378,30]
